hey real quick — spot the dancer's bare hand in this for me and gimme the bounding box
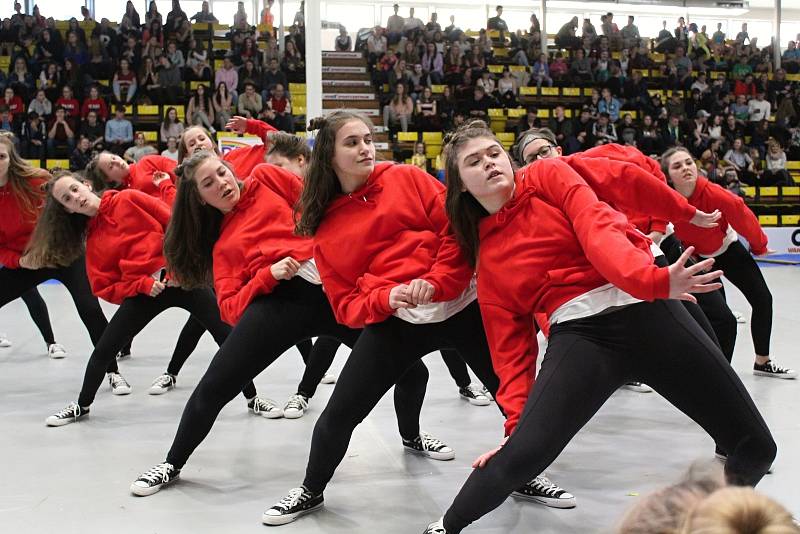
[225,116,249,134]
[668,246,723,304]
[270,257,301,280]
[389,284,414,309]
[690,209,721,228]
[406,279,435,306]
[150,280,166,297]
[152,171,170,187]
[472,437,509,469]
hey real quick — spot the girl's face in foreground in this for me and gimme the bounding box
[193,157,241,213]
[455,136,514,211]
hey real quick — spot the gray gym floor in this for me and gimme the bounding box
[1,266,798,533]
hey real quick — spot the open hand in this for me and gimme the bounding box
[152,170,170,187]
[690,209,721,228]
[224,115,249,134]
[667,246,723,304]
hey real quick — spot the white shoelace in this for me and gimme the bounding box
[109,373,130,389]
[420,432,447,451]
[252,397,278,413]
[275,487,306,511]
[139,463,174,484]
[531,476,563,497]
[465,384,488,398]
[49,343,66,354]
[285,395,308,411]
[54,402,81,420]
[152,374,173,388]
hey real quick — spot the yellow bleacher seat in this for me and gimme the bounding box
[213,40,231,50]
[633,69,649,78]
[760,187,779,197]
[397,132,419,143]
[537,109,551,118]
[611,51,621,60]
[783,186,800,196]
[496,132,515,147]
[54,20,70,30]
[214,59,224,70]
[519,87,536,96]
[292,94,306,107]
[425,145,442,159]
[786,161,800,170]
[487,30,500,39]
[509,65,528,73]
[488,65,504,74]
[212,23,230,30]
[564,109,573,118]
[488,108,505,118]
[493,48,509,58]
[786,74,800,82]
[508,108,526,118]
[45,159,70,170]
[138,105,159,116]
[189,81,207,91]
[138,131,158,142]
[192,23,212,31]
[431,85,445,94]
[423,132,443,144]
[289,83,306,94]
[25,159,41,168]
[124,104,134,114]
[758,215,778,226]
[742,186,756,197]
[562,87,580,97]
[173,105,185,120]
[256,23,273,33]
[295,131,307,138]
[293,106,305,116]
[782,215,800,225]
[583,88,594,96]
[540,87,559,96]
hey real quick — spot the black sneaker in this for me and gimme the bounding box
[403,431,455,461]
[458,384,492,406]
[262,486,324,525]
[45,402,89,427]
[423,518,447,533]
[512,475,576,508]
[714,447,773,475]
[753,360,797,379]
[131,462,181,496]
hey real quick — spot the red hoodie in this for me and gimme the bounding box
[579,144,674,234]
[81,98,109,121]
[672,177,768,256]
[314,162,473,328]
[0,176,47,268]
[213,164,310,325]
[121,155,179,205]
[478,158,671,435]
[223,119,278,178]
[85,189,171,304]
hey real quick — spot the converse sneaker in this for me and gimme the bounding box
[108,372,132,395]
[423,518,447,534]
[46,402,89,426]
[148,373,176,395]
[320,372,336,384]
[459,383,491,406]
[714,448,773,474]
[283,394,309,419]
[622,382,652,393]
[131,462,181,496]
[248,396,283,419]
[512,475,576,508]
[403,431,455,461]
[0,333,12,347]
[47,343,67,359]
[262,485,324,525]
[733,310,747,323]
[753,360,797,379]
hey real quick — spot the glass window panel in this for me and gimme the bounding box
[32,0,86,21]
[212,0,256,27]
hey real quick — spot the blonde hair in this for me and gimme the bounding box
[682,487,799,534]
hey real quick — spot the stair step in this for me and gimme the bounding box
[323,79,372,87]
[324,93,376,100]
[321,51,364,59]
[323,99,380,110]
[322,65,366,74]
[323,72,372,82]
[322,57,367,68]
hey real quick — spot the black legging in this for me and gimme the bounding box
[296,337,342,398]
[165,278,373,469]
[658,235,737,362]
[302,300,503,495]
[76,286,256,407]
[441,300,776,533]
[0,258,110,361]
[20,287,56,346]
[712,240,773,357]
[440,348,472,389]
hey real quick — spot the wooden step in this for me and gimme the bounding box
[324,93,376,100]
[322,71,371,82]
[322,57,367,68]
[323,79,372,87]
[323,85,374,94]
[323,99,380,110]
[322,65,366,74]
[321,51,364,59]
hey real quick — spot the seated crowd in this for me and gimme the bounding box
[369,4,800,190]
[0,0,305,169]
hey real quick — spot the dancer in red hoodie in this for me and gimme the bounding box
[264,111,573,526]
[25,173,265,426]
[0,133,110,360]
[422,121,775,534]
[515,130,738,388]
[129,151,366,496]
[662,146,795,379]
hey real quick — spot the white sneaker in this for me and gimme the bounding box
[423,518,447,534]
[248,396,284,418]
[733,310,747,323]
[459,383,492,406]
[108,372,132,395]
[48,343,67,359]
[131,462,181,496]
[0,333,11,348]
[320,373,336,384]
[149,373,176,395]
[622,382,652,393]
[284,394,309,419]
[46,402,89,426]
[403,431,455,461]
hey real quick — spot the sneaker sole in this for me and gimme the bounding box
[512,491,577,509]
[622,386,653,393]
[283,410,305,419]
[460,394,491,406]
[404,446,455,461]
[112,388,132,395]
[130,474,180,497]
[262,501,324,525]
[753,370,797,379]
[49,353,67,359]
[148,387,173,395]
[45,414,86,427]
[250,408,284,419]
[320,377,336,384]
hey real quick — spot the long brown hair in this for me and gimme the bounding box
[84,151,115,193]
[177,125,221,163]
[295,111,374,236]
[266,131,311,160]
[681,486,799,534]
[443,120,501,267]
[0,132,50,221]
[24,172,94,268]
[163,150,236,288]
